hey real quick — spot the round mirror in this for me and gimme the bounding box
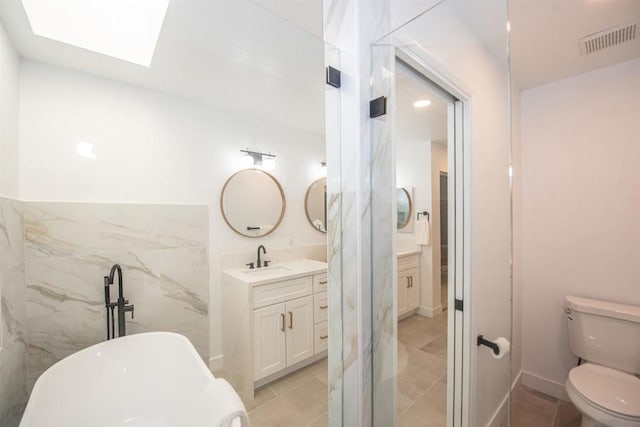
[397,188,412,230]
[305,177,327,233]
[220,169,286,237]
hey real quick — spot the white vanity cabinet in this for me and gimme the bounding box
[253,294,314,380]
[222,259,328,401]
[398,253,420,318]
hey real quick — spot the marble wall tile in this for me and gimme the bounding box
[323,1,393,425]
[370,42,397,427]
[24,202,207,259]
[0,197,27,425]
[23,202,209,389]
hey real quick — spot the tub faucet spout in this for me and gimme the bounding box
[104,264,134,339]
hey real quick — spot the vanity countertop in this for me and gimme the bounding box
[397,249,421,257]
[223,258,327,286]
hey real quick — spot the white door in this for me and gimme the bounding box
[285,295,314,366]
[397,270,409,316]
[405,267,420,311]
[253,303,286,380]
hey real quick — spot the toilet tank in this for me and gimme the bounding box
[565,296,640,374]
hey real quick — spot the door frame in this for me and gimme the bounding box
[395,47,473,427]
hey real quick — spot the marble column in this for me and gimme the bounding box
[323,1,394,425]
[0,197,27,424]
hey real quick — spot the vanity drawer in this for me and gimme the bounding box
[314,322,328,354]
[252,276,313,309]
[313,272,328,293]
[314,292,328,324]
[398,254,419,271]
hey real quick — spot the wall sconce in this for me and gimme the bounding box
[320,161,327,177]
[240,149,276,171]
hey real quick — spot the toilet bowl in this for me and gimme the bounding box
[565,363,640,427]
[564,296,640,427]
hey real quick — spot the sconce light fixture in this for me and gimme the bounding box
[240,149,277,171]
[320,161,327,177]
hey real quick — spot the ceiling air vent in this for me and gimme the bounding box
[579,23,637,55]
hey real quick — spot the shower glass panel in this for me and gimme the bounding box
[371,0,512,425]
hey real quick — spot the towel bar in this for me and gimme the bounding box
[417,211,430,221]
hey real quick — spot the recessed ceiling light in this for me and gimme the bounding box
[76,141,96,159]
[413,99,432,108]
[21,0,169,67]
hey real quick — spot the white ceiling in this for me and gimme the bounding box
[1,0,638,137]
[509,0,640,90]
[395,62,449,145]
[0,0,327,135]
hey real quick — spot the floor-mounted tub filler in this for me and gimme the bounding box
[20,332,249,427]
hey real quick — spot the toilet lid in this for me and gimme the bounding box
[569,364,640,418]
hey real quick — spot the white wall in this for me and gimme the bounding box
[520,57,640,398]
[396,137,448,317]
[396,140,436,313]
[19,61,327,362]
[0,20,19,198]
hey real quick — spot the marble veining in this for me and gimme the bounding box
[0,197,27,425]
[323,1,394,425]
[23,201,209,390]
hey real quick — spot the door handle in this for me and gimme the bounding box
[280,313,285,332]
[407,277,410,288]
[320,335,328,340]
[289,311,293,329]
[320,305,328,309]
[319,280,328,285]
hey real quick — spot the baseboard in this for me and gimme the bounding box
[486,371,523,427]
[209,354,224,373]
[418,305,443,318]
[521,371,569,402]
[511,370,523,391]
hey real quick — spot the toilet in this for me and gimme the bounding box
[565,296,640,427]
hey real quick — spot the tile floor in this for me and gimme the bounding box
[510,384,581,427]
[247,313,448,427]
[246,313,581,427]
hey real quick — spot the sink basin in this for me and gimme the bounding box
[243,266,292,276]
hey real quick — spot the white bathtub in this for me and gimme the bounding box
[20,332,249,427]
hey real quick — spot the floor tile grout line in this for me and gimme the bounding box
[550,401,560,427]
[397,371,447,420]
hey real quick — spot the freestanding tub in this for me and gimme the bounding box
[20,332,249,427]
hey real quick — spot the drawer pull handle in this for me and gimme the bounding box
[289,311,293,329]
[320,335,328,340]
[320,305,328,309]
[319,280,328,285]
[280,313,285,332]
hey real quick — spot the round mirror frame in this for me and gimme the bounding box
[304,177,327,234]
[397,187,413,230]
[220,168,286,238]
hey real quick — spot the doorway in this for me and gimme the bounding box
[395,60,454,425]
[369,0,512,425]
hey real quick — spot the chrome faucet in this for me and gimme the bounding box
[257,245,267,268]
[103,264,134,339]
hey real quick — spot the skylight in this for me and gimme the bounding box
[21,0,169,67]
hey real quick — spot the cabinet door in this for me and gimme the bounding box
[397,271,409,316]
[285,295,314,366]
[406,267,420,311]
[253,303,286,380]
